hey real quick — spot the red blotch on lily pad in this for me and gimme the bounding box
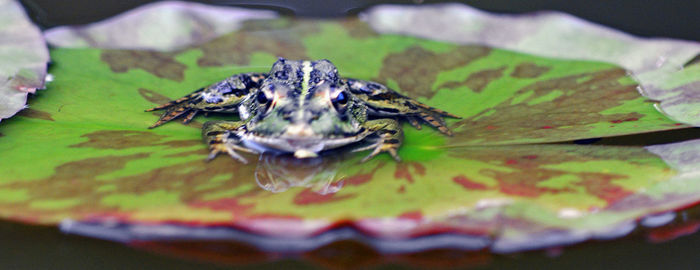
[293,189,355,205]
[453,175,489,190]
[610,117,639,124]
[398,211,423,220]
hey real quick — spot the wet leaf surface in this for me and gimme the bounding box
[1,2,699,253]
[365,4,700,126]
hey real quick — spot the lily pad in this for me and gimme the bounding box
[1,1,699,253]
[0,0,49,122]
[365,4,700,126]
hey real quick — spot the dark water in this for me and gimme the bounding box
[8,0,700,269]
[3,208,700,269]
[19,0,700,40]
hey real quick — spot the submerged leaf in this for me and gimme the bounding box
[43,1,277,51]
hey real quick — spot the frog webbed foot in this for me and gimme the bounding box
[203,121,258,164]
[406,116,423,130]
[354,119,403,162]
[416,111,453,136]
[146,90,203,128]
[146,73,265,128]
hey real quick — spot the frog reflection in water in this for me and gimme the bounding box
[147,58,459,163]
[255,153,345,194]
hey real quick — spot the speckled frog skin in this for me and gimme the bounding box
[147,58,459,163]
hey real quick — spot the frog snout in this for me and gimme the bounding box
[284,123,314,137]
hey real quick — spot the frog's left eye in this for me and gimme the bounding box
[335,91,347,104]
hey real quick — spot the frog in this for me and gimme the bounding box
[146,58,459,163]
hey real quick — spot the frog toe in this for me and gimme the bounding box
[418,112,453,136]
[181,110,198,124]
[406,117,422,130]
[148,104,192,128]
[358,141,401,163]
[207,144,251,164]
[352,142,379,153]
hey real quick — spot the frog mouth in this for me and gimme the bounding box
[241,132,371,156]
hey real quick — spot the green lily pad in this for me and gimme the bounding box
[1,2,699,253]
[365,4,700,126]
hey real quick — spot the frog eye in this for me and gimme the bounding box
[331,91,349,112]
[335,91,347,104]
[257,92,269,104]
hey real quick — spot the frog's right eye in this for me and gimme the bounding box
[257,92,269,104]
[331,90,349,113]
[256,91,275,115]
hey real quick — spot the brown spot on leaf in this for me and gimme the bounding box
[377,45,491,98]
[55,154,150,181]
[164,149,208,158]
[449,145,643,202]
[71,130,163,149]
[453,68,648,144]
[394,162,426,184]
[482,168,572,197]
[160,139,200,148]
[339,18,378,39]
[439,66,507,93]
[197,19,316,67]
[101,50,186,81]
[16,108,54,121]
[575,173,632,204]
[70,130,199,149]
[0,154,149,219]
[1,137,267,224]
[138,88,174,105]
[510,63,551,78]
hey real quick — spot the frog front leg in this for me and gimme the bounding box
[147,73,265,128]
[344,78,460,136]
[202,120,258,164]
[354,118,403,162]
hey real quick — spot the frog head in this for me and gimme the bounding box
[239,58,369,157]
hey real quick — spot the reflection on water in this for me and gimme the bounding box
[254,152,351,194]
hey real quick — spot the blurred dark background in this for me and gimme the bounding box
[18,0,700,41]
